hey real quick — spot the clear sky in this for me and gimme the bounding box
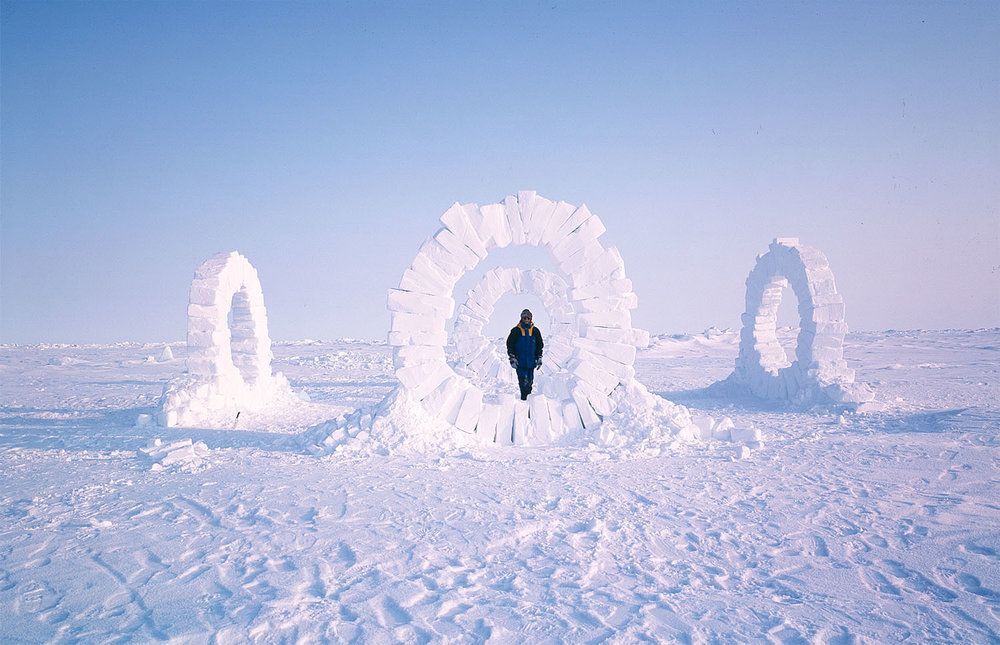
[2,0,997,343]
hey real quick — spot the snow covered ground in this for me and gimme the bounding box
[1,329,997,642]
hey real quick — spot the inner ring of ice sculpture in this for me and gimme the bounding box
[452,267,578,383]
[387,191,644,446]
[733,238,853,400]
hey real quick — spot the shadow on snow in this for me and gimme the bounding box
[0,405,298,454]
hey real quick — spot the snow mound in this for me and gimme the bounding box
[650,328,739,351]
[557,380,700,455]
[159,372,304,429]
[139,438,210,472]
[158,345,174,362]
[299,387,478,456]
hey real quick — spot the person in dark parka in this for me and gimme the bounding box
[506,309,544,400]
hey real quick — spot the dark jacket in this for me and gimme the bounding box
[506,323,543,369]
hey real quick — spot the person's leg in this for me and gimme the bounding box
[517,368,531,400]
[522,367,534,398]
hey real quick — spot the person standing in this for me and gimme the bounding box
[506,309,544,400]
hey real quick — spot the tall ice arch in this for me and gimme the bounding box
[186,251,273,384]
[388,191,650,446]
[158,251,297,427]
[724,238,873,406]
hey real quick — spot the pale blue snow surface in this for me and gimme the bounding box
[0,330,998,641]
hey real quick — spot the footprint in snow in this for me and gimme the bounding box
[0,569,15,593]
[337,542,357,567]
[270,556,296,572]
[764,578,803,604]
[633,493,656,507]
[962,543,999,560]
[376,596,411,627]
[864,570,901,596]
[956,573,998,599]
[883,560,957,601]
[567,519,597,534]
[307,565,327,599]
[18,579,63,615]
[4,498,32,519]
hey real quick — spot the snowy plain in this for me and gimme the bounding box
[1,328,998,642]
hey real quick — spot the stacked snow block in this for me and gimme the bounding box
[158,251,297,427]
[388,191,658,447]
[727,238,874,406]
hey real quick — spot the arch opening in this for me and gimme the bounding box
[485,292,550,340]
[452,267,578,400]
[773,282,800,365]
[457,291,550,397]
[752,276,803,372]
[228,286,258,384]
[448,244,561,323]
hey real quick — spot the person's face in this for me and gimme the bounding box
[521,314,532,325]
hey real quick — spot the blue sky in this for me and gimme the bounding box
[2,0,997,343]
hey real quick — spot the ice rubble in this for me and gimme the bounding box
[156,251,299,428]
[139,438,211,472]
[716,238,874,406]
[299,387,477,456]
[299,379,710,457]
[305,191,710,454]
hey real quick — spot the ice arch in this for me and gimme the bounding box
[452,267,577,383]
[157,251,297,427]
[186,251,273,383]
[387,191,653,446]
[724,238,873,405]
